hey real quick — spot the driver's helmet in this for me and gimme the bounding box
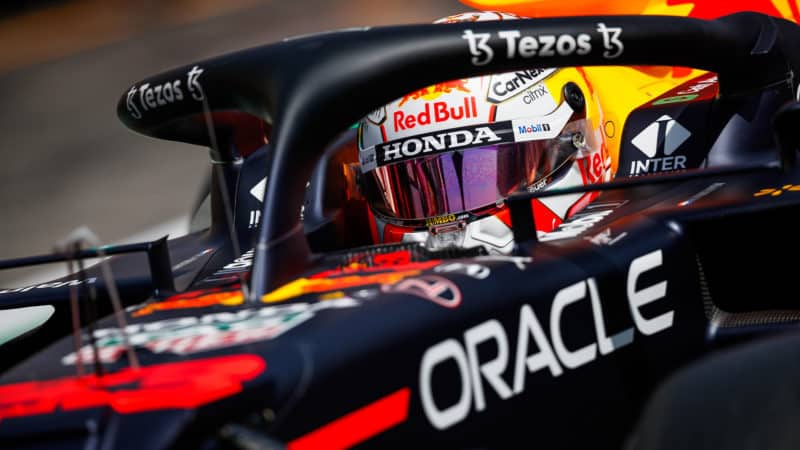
[357,12,612,254]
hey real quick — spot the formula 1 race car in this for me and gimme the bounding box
[2,5,800,450]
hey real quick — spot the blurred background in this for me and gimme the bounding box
[0,0,465,286]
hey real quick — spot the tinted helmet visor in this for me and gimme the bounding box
[359,100,588,223]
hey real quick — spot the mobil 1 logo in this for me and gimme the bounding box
[619,103,710,177]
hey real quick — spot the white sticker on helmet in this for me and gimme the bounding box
[511,101,575,142]
[487,68,556,104]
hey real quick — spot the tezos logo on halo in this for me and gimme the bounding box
[126,65,205,119]
[461,22,623,66]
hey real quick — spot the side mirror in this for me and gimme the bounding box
[773,100,800,171]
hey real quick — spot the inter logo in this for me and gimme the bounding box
[629,115,690,175]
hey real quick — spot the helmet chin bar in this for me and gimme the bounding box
[400,215,516,255]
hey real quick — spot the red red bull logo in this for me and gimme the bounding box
[394,97,479,132]
[398,80,471,106]
[578,149,608,185]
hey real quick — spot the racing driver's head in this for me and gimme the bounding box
[356,11,612,254]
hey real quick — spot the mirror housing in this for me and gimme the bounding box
[773,100,800,171]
